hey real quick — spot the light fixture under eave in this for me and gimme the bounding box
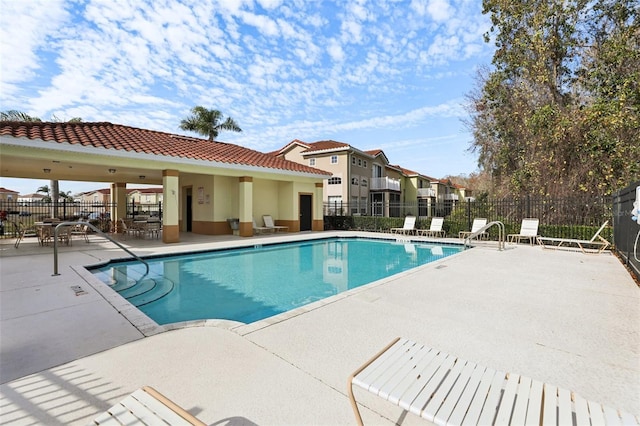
[108,168,116,174]
[43,168,51,174]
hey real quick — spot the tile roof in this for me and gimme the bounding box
[303,140,350,153]
[0,187,19,193]
[0,122,330,176]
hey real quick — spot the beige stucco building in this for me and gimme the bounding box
[274,139,468,217]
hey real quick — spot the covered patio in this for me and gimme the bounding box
[0,121,330,242]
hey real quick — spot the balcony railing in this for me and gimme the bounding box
[417,188,436,198]
[442,193,459,201]
[370,177,400,191]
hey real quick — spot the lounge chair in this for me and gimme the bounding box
[348,337,638,426]
[263,215,288,232]
[253,218,273,234]
[538,220,610,254]
[459,218,487,240]
[390,216,416,235]
[507,218,539,245]
[417,217,445,237]
[92,386,206,425]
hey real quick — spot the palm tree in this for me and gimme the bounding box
[179,106,242,141]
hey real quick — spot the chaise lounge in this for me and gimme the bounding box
[507,218,539,245]
[390,216,416,235]
[538,220,610,254]
[92,386,206,425]
[263,215,288,232]
[348,337,638,426]
[417,217,445,237]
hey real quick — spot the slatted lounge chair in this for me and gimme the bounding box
[348,337,639,426]
[253,218,273,234]
[263,215,288,232]
[417,217,445,237]
[538,220,610,254]
[507,218,539,245]
[459,218,487,240]
[390,216,416,235]
[92,386,206,425]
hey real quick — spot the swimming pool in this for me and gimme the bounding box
[90,237,463,325]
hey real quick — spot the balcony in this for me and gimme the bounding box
[417,188,436,198]
[442,193,459,201]
[370,177,400,191]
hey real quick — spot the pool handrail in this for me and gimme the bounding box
[464,220,505,251]
[52,221,150,276]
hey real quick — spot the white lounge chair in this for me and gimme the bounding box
[538,220,610,254]
[263,215,288,232]
[253,218,273,234]
[390,216,416,235]
[459,218,488,240]
[507,218,539,245]
[92,386,206,425]
[348,337,639,426]
[417,217,445,237]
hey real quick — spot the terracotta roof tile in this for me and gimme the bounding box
[303,140,350,153]
[1,121,330,176]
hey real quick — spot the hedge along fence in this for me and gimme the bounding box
[324,195,614,244]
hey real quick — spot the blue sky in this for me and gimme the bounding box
[1,0,493,195]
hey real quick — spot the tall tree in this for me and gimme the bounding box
[468,0,639,197]
[179,106,242,141]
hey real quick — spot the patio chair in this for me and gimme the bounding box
[459,218,488,240]
[253,218,273,234]
[263,215,288,232]
[348,337,639,426]
[538,220,610,254]
[417,217,445,237]
[390,216,416,235]
[507,218,539,245]
[71,222,90,243]
[92,386,206,426]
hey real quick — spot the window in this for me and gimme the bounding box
[351,177,359,185]
[328,177,342,185]
[352,157,356,165]
[361,178,368,187]
[309,158,316,166]
[373,164,383,178]
[363,160,367,168]
[358,159,362,166]
[331,155,338,164]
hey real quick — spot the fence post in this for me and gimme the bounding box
[466,200,471,231]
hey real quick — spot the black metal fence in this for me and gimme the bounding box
[324,195,614,243]
[0,200,162,237]
[613,181,640,281]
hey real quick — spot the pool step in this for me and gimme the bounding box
[120,277,175,307]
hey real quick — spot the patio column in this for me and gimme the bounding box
[162,169,180,243]
[313,182,324,231]
[238,176,253,237]
[110,182,127,231]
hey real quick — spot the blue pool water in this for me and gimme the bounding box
[90,237,462,325]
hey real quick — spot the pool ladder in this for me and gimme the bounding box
[51,221,149,276]
[463,221,506,251]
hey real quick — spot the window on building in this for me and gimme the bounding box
[328,177,342,185]
[361,178,368,187]
[309,158,316,166]
[352,157,356,165]
[351,177,359,185]
[358,158,362,166]
[373,164,382,178]
[363,160,367,168]
[331,155,338,164]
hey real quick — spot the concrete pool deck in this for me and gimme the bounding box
[0,231,638,425]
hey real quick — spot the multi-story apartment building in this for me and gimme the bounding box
[275,140,402,216]
[274,139,469,217]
